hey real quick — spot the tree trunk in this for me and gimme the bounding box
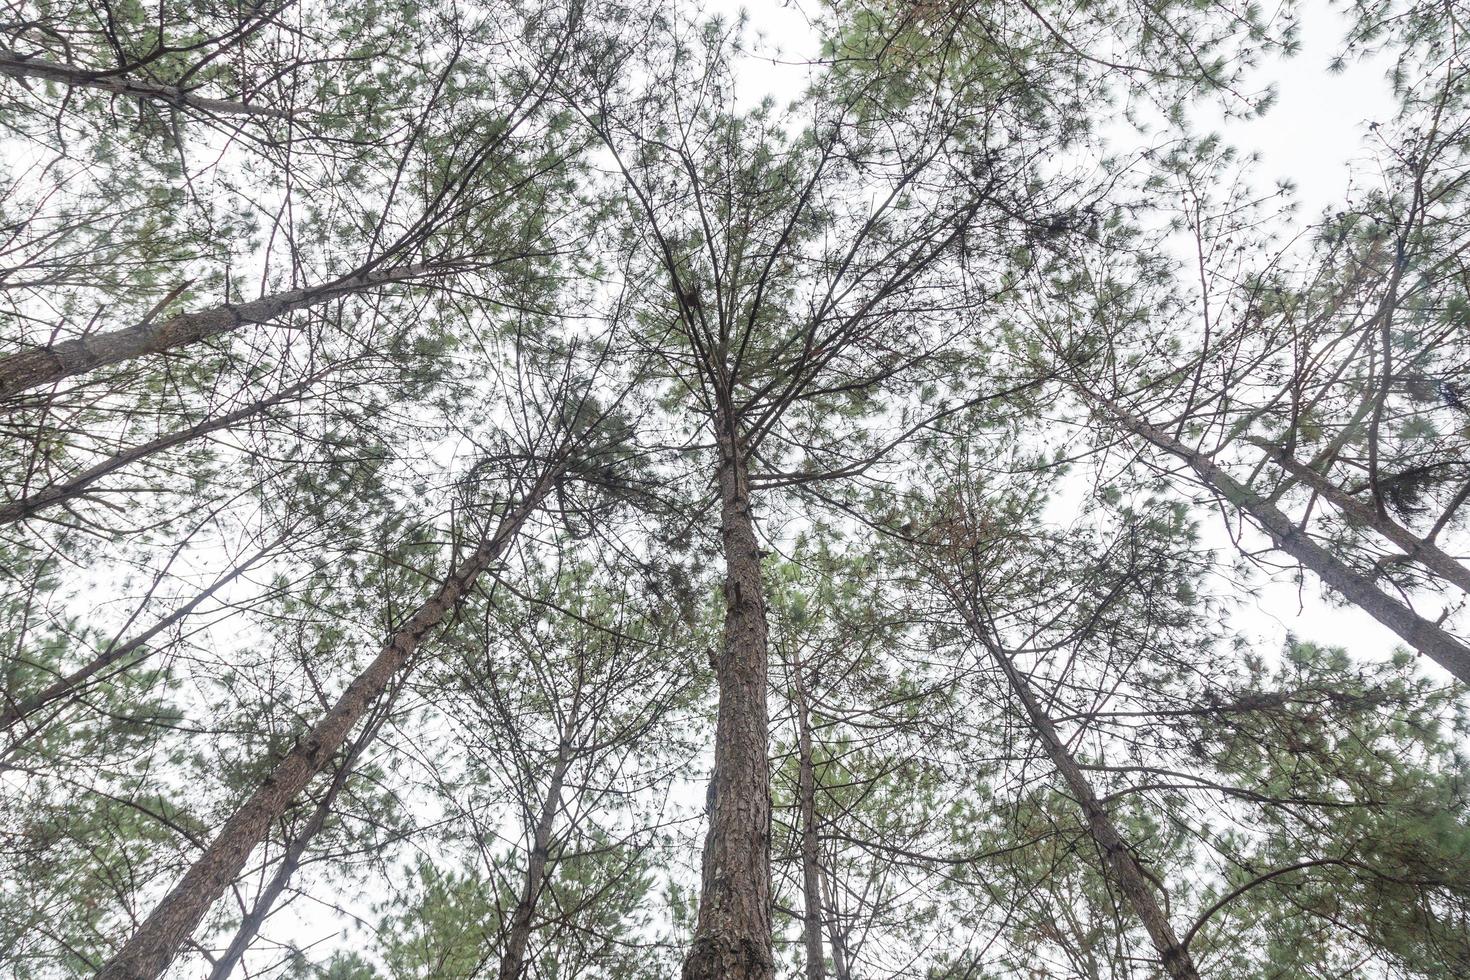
[1248,437,1470,596]
[96,476,553,980]
[820,867,851,980]
[682,431,774,980]
[955,599,1200,980]
[794,672,826,980]
[0,265,442,397]
[205,720,375,980]
[1093,393,1470,685]
[0,48,288,118]
[498,742,572,980]
[0,379,316,525]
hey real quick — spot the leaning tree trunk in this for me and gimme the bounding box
[96,473,555,980]
[498,741,573,980]
[794,671,826,980]
[682,428,775,980]
[1248,437,1470,596]
[204,795,331,980]
[954,598,1200,980]
[205,715,381,980]
[1090,392,1470,685]
[0,264,442,397]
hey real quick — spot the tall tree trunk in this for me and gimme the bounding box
[96,474,554,980]
[1091,393,1470,684]
[0,378,316,525]
[0,48,287,118]
[0,264,442,397]
[954,597,1200,980]
[682,432,774,980]
[205,716,379,980]
[498,742,573,980]
[794,671,826,980]
[1248,436,1470,595]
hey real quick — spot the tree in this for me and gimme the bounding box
[426,554,705,980]
[95,331,643,978]
[1024,2,1470,688]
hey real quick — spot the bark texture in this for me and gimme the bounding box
[498,742,572,980]
[0,48,287,118]
[1095,394,1470,684]
[0,265,440,397]
[96,478,551,980]
[682,433,775,980]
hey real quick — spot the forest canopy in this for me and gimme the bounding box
[1,0,1468,978]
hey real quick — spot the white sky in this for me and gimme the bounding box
[1222,1,1401,218]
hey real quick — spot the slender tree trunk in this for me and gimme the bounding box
[955,599,1200,980]
[0,379,315,525]
[794,673,826,980]
[1248,436,1470,595]
[820,867,851,980]
[1091,392,1470,684]
[0,48,288,118]
[0,264,442,396]
[96,474,554,980]
[0,537,283,732]
[204,798,329,980]
[682,431,774,980]
[205,720,376,980]
[498,742,572,980]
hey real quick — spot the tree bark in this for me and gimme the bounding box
[0,48,287,118]
[1092,393,1470,685]
[0,264,442,397]
[96,474,553,980]
[682,431,775,980]
[1248,437,1470,596]
[954,598,1200,980]
[204,723,373,980]
[794,671,826,980]
[0,380,315,525]
[498,742,572,980]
